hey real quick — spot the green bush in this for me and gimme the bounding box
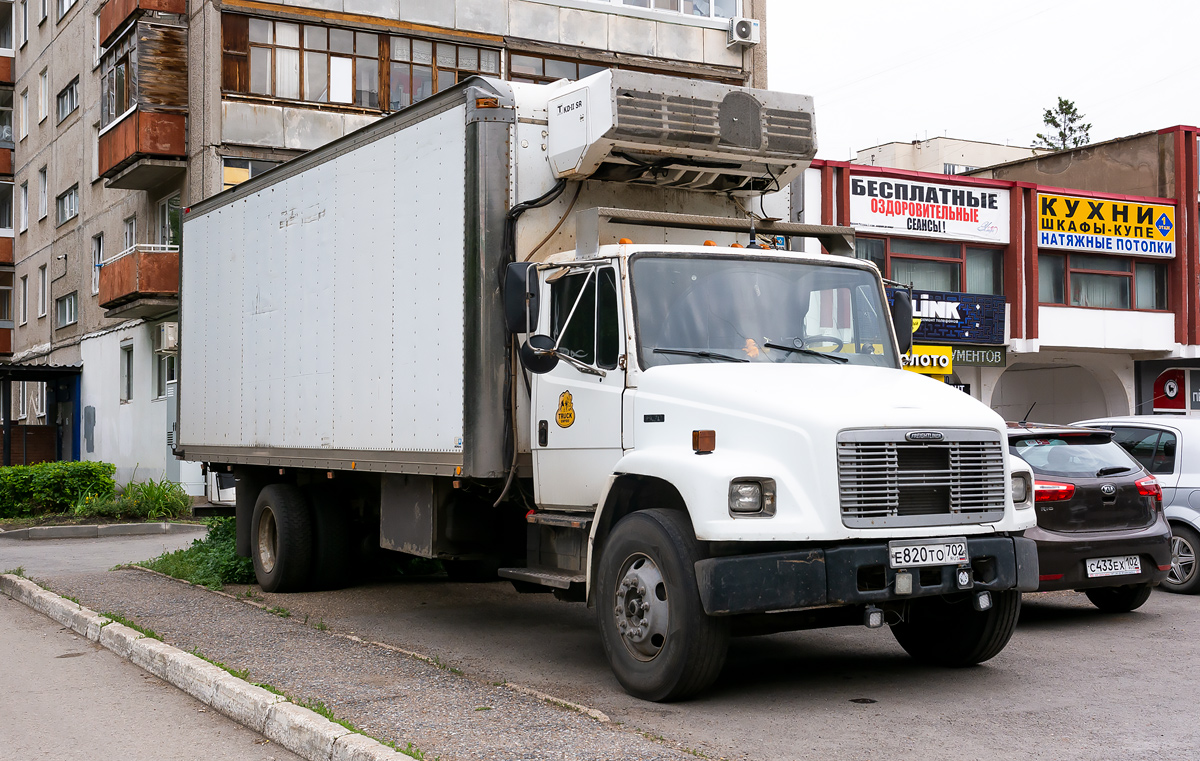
[0,461,117,518]
[72,475,192,521]
[139,518,255,589]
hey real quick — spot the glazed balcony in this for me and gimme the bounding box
[98,244,179,318]
[98,0,186,48]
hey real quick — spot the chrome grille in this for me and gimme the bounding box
[837,430,1006,527]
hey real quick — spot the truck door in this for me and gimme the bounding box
[532,264,625,509]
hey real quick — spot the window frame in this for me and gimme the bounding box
[18,273,26,324]
[54,76,78,123]
[55,0,74,23]
[120,343,133,401]
[37,68,46,122]
[122,215,135,250]
[36,165,45,219]
[18,89,26,138]
[1036,251,1169,312]
[16,379,25,419]
[0,180,12,235]
[155,350,177,399]
[36,263,45,317]
[17,180,25,231]
[54,183,78,226]
[91,232,102,294]
[0,1,14,54]
[54,290,76,328]
[855,235,1005,296]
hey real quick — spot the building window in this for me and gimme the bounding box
[158,194,181,246]
[0,1,12,52]
[32,381,43,417]
[855,237,1004,296]
[55,291,76,327]
[221,157,278,190]
[155,351,176,398]
[1037,252,1167,311]
[99,53,131,129]
[120,344,133,401]
[91,233,102,294]
[55,77,77,123]
[37,0,43,23]
[18,181,25,231]
[509,53,606,85]
[36,166,45,219]
[943,163,980,176]
[613,0,738,18]
[18,273,25,324]
[222,14,498,112]
[0,88,12,144]
[16,379,25,419]
[37,263,45,317]
[55,184,77,225]
[123,215,135,249]
[55,0,75,22]
[0,181,11,234]
[17,0,24,46]
[37,69,46,122]
[18,89,26,138]
[0,271,12,322]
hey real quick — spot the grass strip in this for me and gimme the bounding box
[136,517,253,590]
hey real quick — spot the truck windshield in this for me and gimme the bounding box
[630,254,898,370]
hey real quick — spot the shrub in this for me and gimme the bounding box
[0,461,117,518]
[139,518,255,589]
[71,475,192,521]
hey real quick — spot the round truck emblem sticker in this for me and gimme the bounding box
[556,391,576,428]
[1101,484,1116,497]
[1165,379,1179,399]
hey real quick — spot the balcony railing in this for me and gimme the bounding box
[98,0,186,47]
[99,244,180,317]
[98,109,187,188]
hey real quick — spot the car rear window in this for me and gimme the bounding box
[1010,434,1140,478]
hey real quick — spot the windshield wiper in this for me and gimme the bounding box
[1096,466,1133,477]
[763,341,849,364]
[653,348,748,363]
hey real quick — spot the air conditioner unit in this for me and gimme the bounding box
[156,322,179,353]
[727,17,760,47]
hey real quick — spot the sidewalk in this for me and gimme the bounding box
[0,592,301,761]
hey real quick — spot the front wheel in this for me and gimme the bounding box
[1085,583,1153,612]
[597,509,729,702]
[890,590,1021,667]
[1164,524,1200,594]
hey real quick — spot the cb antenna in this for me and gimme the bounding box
[1020,402,1036,426]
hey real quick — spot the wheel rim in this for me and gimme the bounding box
[1168,534,1197,586]
[613,553,669,662]
[257,506,278,574]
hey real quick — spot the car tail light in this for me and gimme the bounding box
[1034,481,1075,502]
[1135,475,1162,499]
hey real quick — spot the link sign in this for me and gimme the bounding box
[1037,193,1175,259]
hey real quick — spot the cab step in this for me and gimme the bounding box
[498,566,585,590]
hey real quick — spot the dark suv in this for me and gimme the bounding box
[1008,422,1172,612]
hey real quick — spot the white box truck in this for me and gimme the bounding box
[179,70,1038,701]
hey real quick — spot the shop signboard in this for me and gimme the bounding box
[1151,368,1186,413]
[902,345,953,375]
[952,346,1006,367]
[849,175,1010,244]
[888,288,1007,345]
[1037,192,1175,259]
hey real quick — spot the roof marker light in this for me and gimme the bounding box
[619,238,633,245]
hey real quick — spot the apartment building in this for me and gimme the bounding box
[4,0,768,489]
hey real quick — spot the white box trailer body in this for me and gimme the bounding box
[179,71,1039,702]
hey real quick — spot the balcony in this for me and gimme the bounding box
[99,110,187,189]
[98,0,186,48]
[0,54,12,85]
[98,244,179,318]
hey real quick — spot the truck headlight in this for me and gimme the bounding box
[729,478,776,516]
[1011,472,1031,508]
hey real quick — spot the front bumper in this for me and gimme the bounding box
[1029,514,1172,592]
[694,535,1038,616]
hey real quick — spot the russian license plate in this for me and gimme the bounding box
[888,539,969,569]
[1086,555,1142,578]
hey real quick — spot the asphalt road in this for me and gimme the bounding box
[0,528,207,575]
[0,591,301,761]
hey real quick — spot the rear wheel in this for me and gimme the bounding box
[597,509,729,702]
[309,491,352,590]
[1164,524,1200,594]
[890,590,1021,667]
[252,485,314,593]
[1085,583,1153,612]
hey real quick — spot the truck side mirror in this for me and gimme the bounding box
[504,262,539,334]
[519,334,559,374]
[891,290,913,354]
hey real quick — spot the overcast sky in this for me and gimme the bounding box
[766,0,1200,160]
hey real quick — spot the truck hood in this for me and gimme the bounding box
[634,363,1002,434]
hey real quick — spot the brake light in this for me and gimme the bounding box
[1034,481,1075,502]
[1135,475,1162,499]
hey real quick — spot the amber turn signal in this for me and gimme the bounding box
[692,429,716,454]
[619,238,633,244]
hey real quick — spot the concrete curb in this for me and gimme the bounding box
[0,522,207,540]
[0,574,413,761]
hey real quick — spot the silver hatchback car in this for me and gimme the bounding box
[1076,416,1200,593]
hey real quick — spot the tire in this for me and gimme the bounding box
[596,509,729,702]
[890,589,1021,667]
[309,491,352,591]
[1085,583,1153,612]
[252,485,314,593]
[1164,523,1200,594]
